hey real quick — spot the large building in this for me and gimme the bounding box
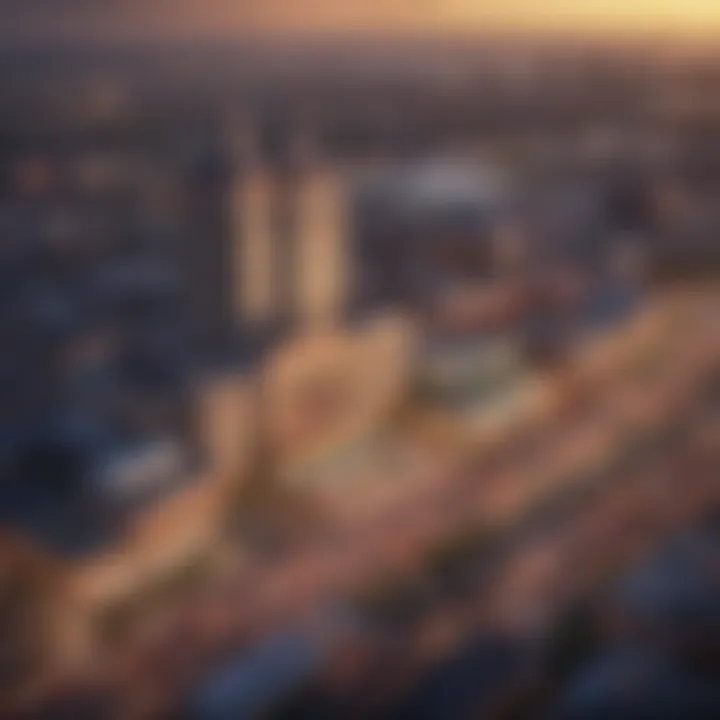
[349,161,544,429]
[351,161,509,314]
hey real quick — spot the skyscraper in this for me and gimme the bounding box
[181,127,238,361]
[295,166,348,330]
[181,116,283,365]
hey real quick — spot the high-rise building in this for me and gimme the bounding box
[181,135,238,361]
[270,121,313,333]
[295,167,348,330]
[234,169,276,332]
[251,118,351,335]
[181,116,345,363]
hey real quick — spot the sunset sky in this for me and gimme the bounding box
[4,0,720,42]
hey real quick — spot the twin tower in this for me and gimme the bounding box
[183,118,349,365]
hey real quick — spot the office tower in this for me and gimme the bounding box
[295,166,348,330]
[264,116,351,334]
[270,121,311,334]
[234,168,276,332]
[181,131,237,361]
[181,116,286,364]
[226,116,284,361]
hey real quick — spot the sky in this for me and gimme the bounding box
[4,0,720,43]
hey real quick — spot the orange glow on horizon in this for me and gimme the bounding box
[10,0,720,42]
[169,0,720,38]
